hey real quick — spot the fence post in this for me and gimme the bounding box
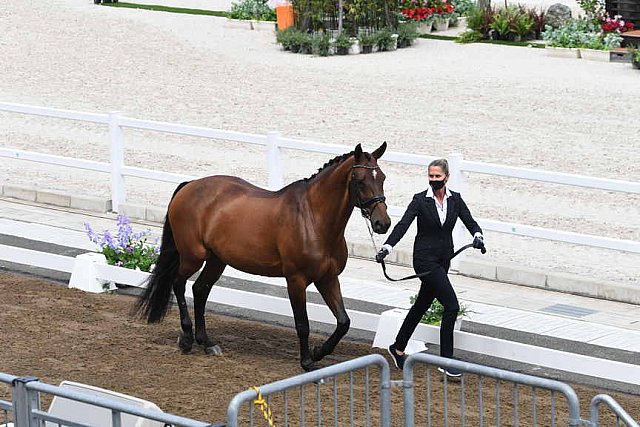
[266,131,284,191]
[447,153,466,271]
[12,376,40,427]
[108,112,126,213]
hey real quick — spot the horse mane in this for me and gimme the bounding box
[303,150,372,182]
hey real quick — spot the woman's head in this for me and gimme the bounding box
[428,159,449,191]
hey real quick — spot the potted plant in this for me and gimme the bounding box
[410,295,471,329]
[334,33,353,55]
[374,28,395,52]
[312,33,332,56]
[358,32,376,54]
[631,48,640,69]
[397,21,419,48]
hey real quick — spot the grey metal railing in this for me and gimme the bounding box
[590,394,639,427]
[226,354,391,427]
[403,353,584,427]
[0,374,221,427]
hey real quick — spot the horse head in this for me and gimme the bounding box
[351,142,391,234]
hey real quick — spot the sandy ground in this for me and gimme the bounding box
[1,272,638,424]
[0,0,639,286]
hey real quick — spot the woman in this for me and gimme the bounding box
[375,158,484,376]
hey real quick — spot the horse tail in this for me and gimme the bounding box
[135,181,191,323]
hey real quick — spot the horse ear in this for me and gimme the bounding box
[372,141,387,159]
[354,143,363,159]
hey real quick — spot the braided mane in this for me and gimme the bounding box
[304,150,371,182]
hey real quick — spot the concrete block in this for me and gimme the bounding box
[458,259,497,281]
[118,203,147,221]
[496,264,546,288]
[70,196,112,213]
[145,206,167,223]
[372,308,427,354]
[547,272,640,305]
[36,190,71,208]
[351,242,374,260]
[3,184,37,202]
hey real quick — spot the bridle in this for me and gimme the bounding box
[351,164,386,219]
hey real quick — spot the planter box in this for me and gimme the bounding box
[579,48,611,62]
[545,46,581,59]
[433,18,450,32]
[251,20,276,32]
[416,21,433,34]
[348,38,360,55]
[68,252,149,293]
[224,19,276,31]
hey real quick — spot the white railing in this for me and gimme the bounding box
[1,101,639,255]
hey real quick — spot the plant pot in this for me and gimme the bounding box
[433,17,450,31]
[336,46,349,55]
[390,34,398,51]
[633,60,640,70]
[397,39,411,48]
[579,48,610,62]
[361,45,373,54]
[348,38,360,54]
[416,21,433,34]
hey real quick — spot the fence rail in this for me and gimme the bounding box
[590,394,640,427]
[1,101,639,256]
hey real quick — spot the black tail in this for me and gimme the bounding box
[134,181,190,323]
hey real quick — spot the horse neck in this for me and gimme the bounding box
[306,158,354,238]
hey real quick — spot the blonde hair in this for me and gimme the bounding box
[428,158,449,175]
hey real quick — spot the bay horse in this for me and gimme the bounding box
[134,142,390,371]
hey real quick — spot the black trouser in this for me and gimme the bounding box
[393,256,459,358]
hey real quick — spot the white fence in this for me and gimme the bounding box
[1,101,639,256]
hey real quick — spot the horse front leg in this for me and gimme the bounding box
[312,275,350,362]
[287,276,315,371]
[192,260,226,356]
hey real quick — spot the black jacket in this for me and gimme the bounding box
[384,189,482,260]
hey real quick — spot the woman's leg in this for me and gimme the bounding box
[394,276,436,352]
[434,270,459,358]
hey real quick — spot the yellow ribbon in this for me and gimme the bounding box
[250,386,275,426]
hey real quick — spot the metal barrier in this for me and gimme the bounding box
[0,373,220,427]
[226,354,392,427]
[590,394,640,427]
[403,353,583,427]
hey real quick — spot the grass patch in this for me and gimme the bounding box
[102,2,229,17]
[419,33,546,48]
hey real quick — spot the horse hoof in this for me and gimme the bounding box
[311,346,324,362]
[177,336,193,354]
[204,345,223,356]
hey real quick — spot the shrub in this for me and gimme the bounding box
[456,29,484,43]
[229,0,276,21]
[375,28,395,51]
[312,33,332,56]
[334,32,353,54]
[84,215,159,272]
[466,5,495,37]
[396,21,419,47]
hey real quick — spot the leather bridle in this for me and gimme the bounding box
[351,164,386,219]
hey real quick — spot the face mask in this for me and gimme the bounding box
[429,180,446,191]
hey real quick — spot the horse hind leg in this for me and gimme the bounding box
[174,256,205,354]
[193,258,226,356]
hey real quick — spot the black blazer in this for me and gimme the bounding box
[384,189,482,260]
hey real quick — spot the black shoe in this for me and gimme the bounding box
[387,344,406,370]
[437,366,462,378]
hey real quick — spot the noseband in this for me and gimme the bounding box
[351,164,386,219]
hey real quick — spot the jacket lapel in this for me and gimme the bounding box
[443,194,456,227]
[424,196,442,227]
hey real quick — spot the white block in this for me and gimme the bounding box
[68,252,116,293]
[372,308,427,355]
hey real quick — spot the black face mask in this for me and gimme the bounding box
[429,180,446,191]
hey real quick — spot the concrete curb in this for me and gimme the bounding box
[2,186,638,305]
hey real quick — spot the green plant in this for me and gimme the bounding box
[456,29,484,43]
[409,296,471,325]
[298,32,314,53]
[451,0,474,17]
[334,32,353,54]
[512,11,534,41]
[490,12,510,39]
[466,5,495,37]
[396,21,419,47]
[358,32,376,47]
[374,28,395,51]
[275,26,299,50]
[84,215,159,272]
[542,18,599,48]
[229,0,276,21]
[312,32,332,56]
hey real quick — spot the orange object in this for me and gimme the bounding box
[276,3,294,31]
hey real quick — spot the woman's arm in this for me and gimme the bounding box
[384,195,419,248]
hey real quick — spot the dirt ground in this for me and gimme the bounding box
[0,271,637,425]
